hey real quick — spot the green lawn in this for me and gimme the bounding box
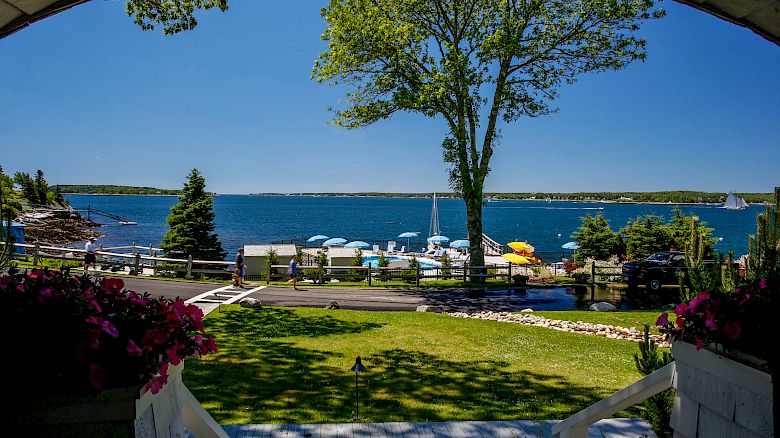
[183,306,648,424]
[534,310,665,333]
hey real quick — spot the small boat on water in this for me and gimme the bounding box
[721,192,749,210]
[119,221,138,225]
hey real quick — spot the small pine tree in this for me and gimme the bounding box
[349,248,365,282]
[266,248,279,281]
[14,172,38,205]
[634,325,674,438]
[377,250,390,281]
[440,252,452,276]
[572,213,621,260]
[34,170,49,206]
[621,215,672,260]
[315,251,329,284]
[161,169,225,260]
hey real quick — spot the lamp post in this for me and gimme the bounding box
[350,356,366,420]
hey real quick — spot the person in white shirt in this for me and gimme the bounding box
[84,237,97,274]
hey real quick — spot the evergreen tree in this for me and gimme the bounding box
[161,169,225,260]
[572,213,622,260]
[665,208,715,256]
[13,172,38,205]
[621,215,672,260]
[34,170,49,206]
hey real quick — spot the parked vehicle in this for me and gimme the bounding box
[622,251,690,291]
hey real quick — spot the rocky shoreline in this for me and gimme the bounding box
[446,310,670,348]
[15,209,101,245]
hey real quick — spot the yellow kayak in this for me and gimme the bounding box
[502,253,530,264]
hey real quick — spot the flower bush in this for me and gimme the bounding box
[1,267,217,395]
[656,187,778,363]
[655,277,772,357]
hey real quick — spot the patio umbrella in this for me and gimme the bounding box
[562,241,580,250]
[508,241,534,252]
[427,235,450,243]
[502,253,530,264]
[322,237,347,247]
[345,241,370,249]
[449,239,470,248]
[307,235,329,242]
[397,231,419,249]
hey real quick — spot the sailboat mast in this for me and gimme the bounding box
[429,193,440,237]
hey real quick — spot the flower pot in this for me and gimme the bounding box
[1,363,186,438]
[670,341,774,438]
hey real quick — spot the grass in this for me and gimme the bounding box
[534,310,665,333]
[183,306,648,425]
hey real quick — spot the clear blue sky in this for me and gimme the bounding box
[1,1,778,194]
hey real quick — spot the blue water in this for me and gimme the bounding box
[362,255,440,268]
[64,195,759,259]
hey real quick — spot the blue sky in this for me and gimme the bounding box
[1,1,778,194]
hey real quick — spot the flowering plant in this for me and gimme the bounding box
[0,267,217,395]
[656,187,778,364]
[655,277,772,358]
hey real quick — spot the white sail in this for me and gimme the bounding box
[428,193,440,237]
[722,192,749,210]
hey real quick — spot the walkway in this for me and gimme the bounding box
[120,277,574,312]
[221,418,655,437]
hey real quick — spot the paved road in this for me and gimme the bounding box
[119,277,568,312]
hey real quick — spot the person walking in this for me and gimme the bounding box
[234,247,246,288]
[286,255,298,290]
[84,237,97,275]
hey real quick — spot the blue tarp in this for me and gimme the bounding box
[2,220,25,253]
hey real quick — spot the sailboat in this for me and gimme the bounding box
[429,193,441,237]
[721,192,750,210]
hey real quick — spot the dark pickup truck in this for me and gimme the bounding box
[622,251,694,291]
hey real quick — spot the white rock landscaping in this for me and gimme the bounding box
[446,310,670,348]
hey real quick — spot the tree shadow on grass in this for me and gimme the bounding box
[207,306,383,339]
[185,341,626,425]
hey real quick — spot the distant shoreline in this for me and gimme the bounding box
[62,192,773,206]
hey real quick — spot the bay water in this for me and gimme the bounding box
[65,195,758,259]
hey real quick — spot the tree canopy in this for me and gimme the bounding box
[126,0,229,35]
[161,169,225,260]
[314,0,662,268]
[572,213,623,260]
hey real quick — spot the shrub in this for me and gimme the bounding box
[0,268,217,394]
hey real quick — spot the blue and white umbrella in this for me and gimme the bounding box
[307,235,329,243]
[449,239,470,249]
[427,235,450,244]
[397,231,419,249]
[345,241,370,249]
[562,241,580,250]
[322,237,347,247]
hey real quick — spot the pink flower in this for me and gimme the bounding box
[759,278,768,289]
[127,339,143,357]
[89,363,104,390]
[704,308,717,331]
[0,275,11,287]
[144,329,167,345]
[89,300,102,313]
[723,321,741,340]
[186,304,205,331]
[674,303,688,316]
[143,362,169,395]
[28,269,47,280]
[101,320,119,338]
[739,293,752,305]
[655,312,669,326]
[38,288,54,298]
[101,278,124,293]
[695,337,704,350]
[204,336,218,354]
[675,316,684,328]
[166,342,182,365]
[171,300,188,318]
[689,292,710,312]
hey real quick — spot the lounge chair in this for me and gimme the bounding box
[399,245,406,253]
[387,242,396,253]
[372,245,380,252]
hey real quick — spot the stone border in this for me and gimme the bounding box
[446,310,670,348]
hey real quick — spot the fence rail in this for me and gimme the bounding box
[264,263,523,286]
[1,241,234,278]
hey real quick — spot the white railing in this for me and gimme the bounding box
[2,241,234,277]
[551,362,677,438]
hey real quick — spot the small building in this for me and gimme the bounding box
[1,220,26,254]
[327,247,362,267]
[243,244,297,277]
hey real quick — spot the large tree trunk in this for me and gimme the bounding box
[463,191,485,280]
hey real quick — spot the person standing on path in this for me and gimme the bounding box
[234,247,245,288]
[84,237,97,275]
[286,255,298,290]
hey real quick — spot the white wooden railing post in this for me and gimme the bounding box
[552,362,676,437]
[186,255,193,279]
